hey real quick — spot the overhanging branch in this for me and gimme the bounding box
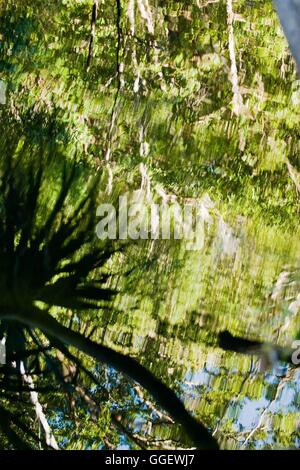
[4,309,218,450]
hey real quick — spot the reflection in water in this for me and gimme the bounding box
[99,213,300,449]
[1,0,300,450]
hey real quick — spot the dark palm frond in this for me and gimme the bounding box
[0,134,218,450]
[0,137,118,317]
[0,134,118,406]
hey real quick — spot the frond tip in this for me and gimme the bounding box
[0,142,116,318]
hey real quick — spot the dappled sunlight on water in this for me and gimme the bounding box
[100,212,300,449]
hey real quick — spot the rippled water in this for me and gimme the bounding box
[95,207,300,449]
[1,0,300,450]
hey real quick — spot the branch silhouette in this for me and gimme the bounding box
[0,141,218,449]
[2,308,218,450]
[218,330,297,367]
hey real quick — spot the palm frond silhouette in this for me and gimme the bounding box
[0,143,115,316]
[0,134,218,449]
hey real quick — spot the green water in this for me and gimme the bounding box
[0,0,300,450]
[97,207,300,449]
